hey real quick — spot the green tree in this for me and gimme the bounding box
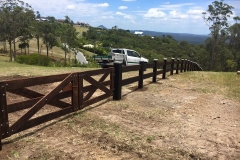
[0,0,35,61]
[233,16,240,23]
[59,16,78,62]
[33,11,43,54]
[202,0,234,70]
[41,21,59,56]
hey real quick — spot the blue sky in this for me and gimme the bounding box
[24,0,240,35]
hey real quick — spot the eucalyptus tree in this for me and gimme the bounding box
[59,16,78,62]
[0,0,35,61]
[233,16,240,23]
[41,21,60,56]
[33,11,42,53]
[0,7,7,52]
[202,0,234,70]
[227,16,240,69]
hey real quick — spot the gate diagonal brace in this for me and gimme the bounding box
[84,72,109,101]
[9,73,73,134]
[83,74,112,96]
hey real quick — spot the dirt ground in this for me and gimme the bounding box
[0,73,239,160]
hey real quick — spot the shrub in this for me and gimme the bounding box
[16,53,52,66]
[16,55,27,64]
[27,54,39,65]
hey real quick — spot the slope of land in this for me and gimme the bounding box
[131,30,209,44]
[0,63,239,159]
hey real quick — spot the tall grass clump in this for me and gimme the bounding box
[179,72,240,101]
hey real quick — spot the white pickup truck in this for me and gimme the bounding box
[93,48,149,68]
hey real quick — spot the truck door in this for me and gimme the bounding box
[126,50,137,65]
[132,51,141,64]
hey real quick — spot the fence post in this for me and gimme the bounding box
[152,59,158,83]
[162,58,167,79]
[113,62,123,100]
[0,82,8,151]
[78,73,84,109]
[176,58,179,74]
[190,61,193,71]
[110,68,114,94]
[187,60,190,71]
[180,59,184,73]
[72,73,79,111]
[138,61,144,89]
[170,58,175,75]
[184,59,187,72]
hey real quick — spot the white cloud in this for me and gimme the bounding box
[116,11,126,16]
[143,8,166,19]
[119,6,128,10]
[124,14,134,20]
[94,3,109,7]
[170,10,188,19]
[187,9,204,15]
[163,2,170,5]
[159,3,195,10]
[115,11,135,23]
[66,5,75,10]
[101,15,114,19]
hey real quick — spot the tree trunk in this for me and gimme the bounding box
[37,37,40,54]
[3,41,7,53]
[13,39,16,61]
[210,42,216,71]
[65,44,67,59]
[9,41,12,62]
[46,46,49,57]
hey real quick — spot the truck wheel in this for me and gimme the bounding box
[122,61,126,67]
[101,65,108,68]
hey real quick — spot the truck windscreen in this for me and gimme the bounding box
[112,50,124,54]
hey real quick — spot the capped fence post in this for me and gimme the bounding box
[113,62,123,100]
[162,58,167,79]
[184,59,187,72]
[72,73,79,111]
[170,58,175,75]
[138,61,144,89]
[187,60,190,71]
[190,61,193,71]
[152,59,158,83]
[176,58,179,74]
[0,82,8,151]
[180,59,184,73]
[195,62,198,71]
[110,68,114,94]
[78,73,84,109]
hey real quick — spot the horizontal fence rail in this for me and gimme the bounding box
[0,58,202,150]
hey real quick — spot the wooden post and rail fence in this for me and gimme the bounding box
[0,58,202,150]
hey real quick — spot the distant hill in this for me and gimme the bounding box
[131,30,209,44]
[97,25,107,30]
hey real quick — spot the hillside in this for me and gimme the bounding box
[0,64,239,159]
[131,30,209,44]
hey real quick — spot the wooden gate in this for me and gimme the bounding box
[78,68,114,109]
[0,68,114,150]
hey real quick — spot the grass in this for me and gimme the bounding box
[176,71,240,101]
[1,60,238,159]
[0,55,97,77]
[0,26,91,61]
[74,26,89,36]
